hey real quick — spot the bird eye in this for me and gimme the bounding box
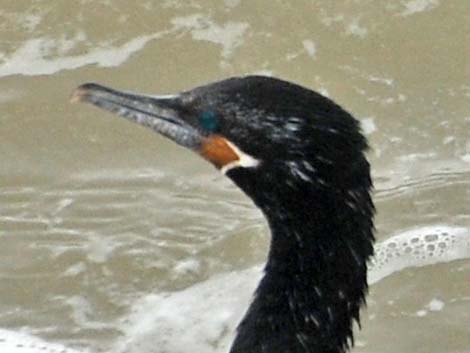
[199,111,218,132]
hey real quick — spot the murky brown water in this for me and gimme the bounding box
[1,1,469,352]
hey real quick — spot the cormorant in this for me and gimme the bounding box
[72,76,375,353]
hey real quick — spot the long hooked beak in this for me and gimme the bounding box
[71,82,258,172]
[71,83,202,150]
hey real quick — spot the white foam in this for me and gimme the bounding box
[114,269,255,353]
[173,258,202,276]
[0,329,87,353]
[345,18,368,38]
[368,225,469,283]
[1,224,469,353]
[360,117,377,135]
[171,14,249,59]
[400,0,440,16]
[114,224,470,353]
[414,297,446,317]
[0,34,161,77]
[302,40,316,58]
[368,75,394,86]
[427,298,445,312]
[0,14,248,77]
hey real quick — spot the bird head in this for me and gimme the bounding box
[72,76,370,213]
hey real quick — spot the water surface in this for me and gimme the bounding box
[0,1,469,352]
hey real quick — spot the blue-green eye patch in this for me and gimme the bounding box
[199,111,219,132]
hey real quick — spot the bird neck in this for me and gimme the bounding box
[229,180,374,353]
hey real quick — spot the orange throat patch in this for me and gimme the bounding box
[199,135,239,169]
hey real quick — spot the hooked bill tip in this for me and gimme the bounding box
[70,87,87,104]
[70,83,103,104]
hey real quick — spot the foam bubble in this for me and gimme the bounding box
[369,225,469,283]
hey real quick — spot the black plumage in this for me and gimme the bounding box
[73,76,375,353]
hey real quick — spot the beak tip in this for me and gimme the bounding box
[70,83,106,103]
[70,87,86,104]
[70,83,103,104]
